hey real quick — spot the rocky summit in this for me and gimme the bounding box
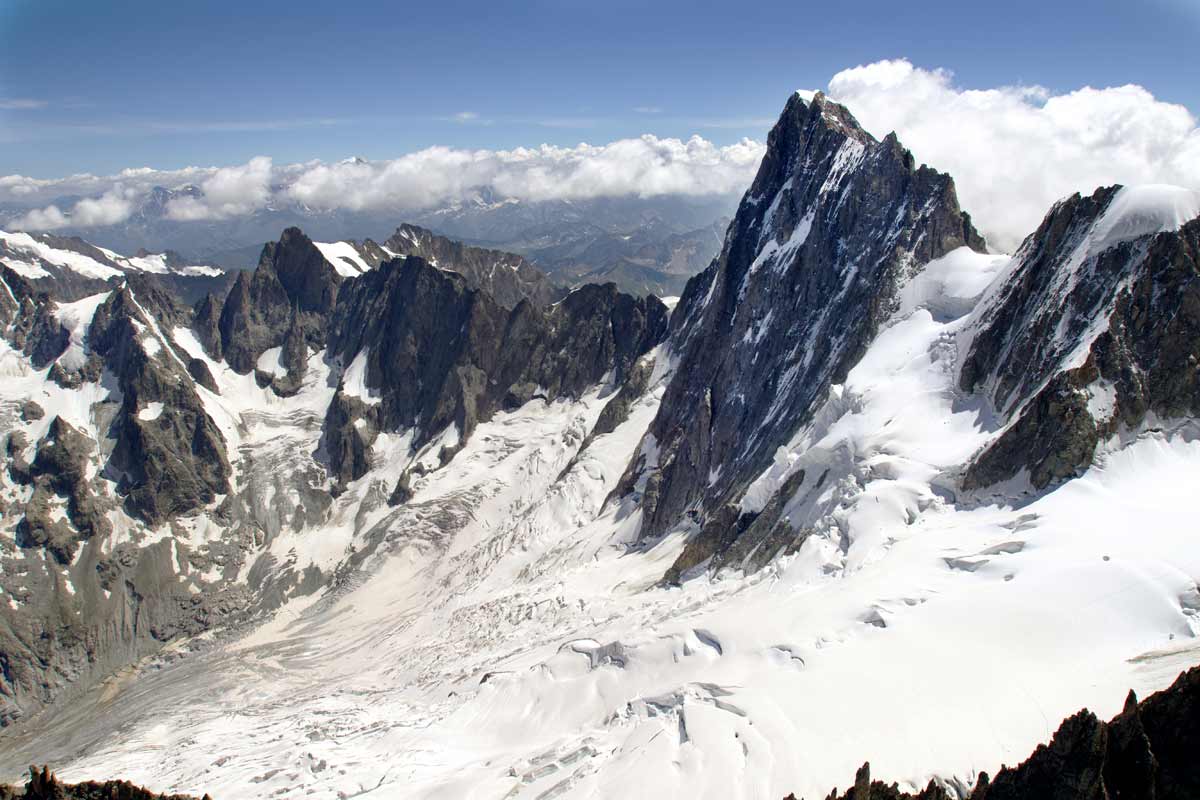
[0,217,667,729]
[959,185,1200,491]
[802,664,1200,800]
[0,87,1197,800]
[618,91,984,579]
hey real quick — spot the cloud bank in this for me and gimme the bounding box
[823,59,1200,250]
[2,60,1198,248]
[7,185,138,230]
[164,156,274,221]
[287,136,764,212]
[1,136,764,231]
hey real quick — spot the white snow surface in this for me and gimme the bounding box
[314,241,371,276]
[1092,184,1199,253]
[341,348,380,404]
[895,247,1010,321]
[0,231,223,280]
[102,248,225,277]
[18,242,1199,800]
[98,248,171,274]
[255,346,288,378]
[137,402,164,422]
[51,292,111,371]
[0,231,123,279]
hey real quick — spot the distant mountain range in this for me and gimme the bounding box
[1,91,1198,799]
[3,187,738,297]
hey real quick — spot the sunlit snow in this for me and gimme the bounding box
[314,241,371,276]
[4,236,1197,800]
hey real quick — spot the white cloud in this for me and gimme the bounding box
[7,185,137,230]
[824,59,1200,250]
[71,186,137,226]
[0,174,54,196]
[165,156,273,220]
[0,136,759,232]
[434,111,494,126]
[6,62,1195,242]
[9,204,69,230]
[285,136,764,211]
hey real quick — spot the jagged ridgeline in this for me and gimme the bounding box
[616,94,1200,583]
[1,765,209,799]
[615,92,986,579]
[0,223,666,724]
[798,665,1200,800]
[0,87,1197,799]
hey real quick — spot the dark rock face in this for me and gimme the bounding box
[0,236,114,303]
[0,765,208,800]
[13,417,111,564]
[18,402,44,423]
[0,269,71,371]
[191,292,223,360]
[324,255,668,488]
[383,223,563,308]
[806,665,1200,800]
[320,387,376,492]
[216,227,339,375]
[622,92,983,573]
[88,287,230,524]
[961,189,1200,490]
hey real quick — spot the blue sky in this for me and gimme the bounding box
[1,0,1196,178]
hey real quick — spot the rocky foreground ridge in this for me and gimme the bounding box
[9,664,1200,799]
[797,664,1200,800]
[1,766,205,800]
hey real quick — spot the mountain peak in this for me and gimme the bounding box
[383,222,562,308]
[626,90,985,564]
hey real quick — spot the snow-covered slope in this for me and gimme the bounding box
[312,240,373,277]
[959,184,1200,491]
[0,230,223,284]
[4,237,1198,799]
[0,93,1198,800]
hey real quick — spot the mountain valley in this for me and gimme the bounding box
[0,90,1197,800]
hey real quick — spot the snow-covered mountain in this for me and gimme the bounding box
[8,188,735,298]
[0,91,1197,800]
[0,230,217,281]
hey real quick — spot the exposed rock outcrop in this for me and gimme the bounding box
[324,255,668,488]
[961,188,1200,490]
[14,417,110,564]
[0,268,70,370]
[88,287,230,524]
[0,765,208,800]
[383,223,563,308]
[620,91,983,575]
[802,665,1200,800]
[215,227,339,375]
